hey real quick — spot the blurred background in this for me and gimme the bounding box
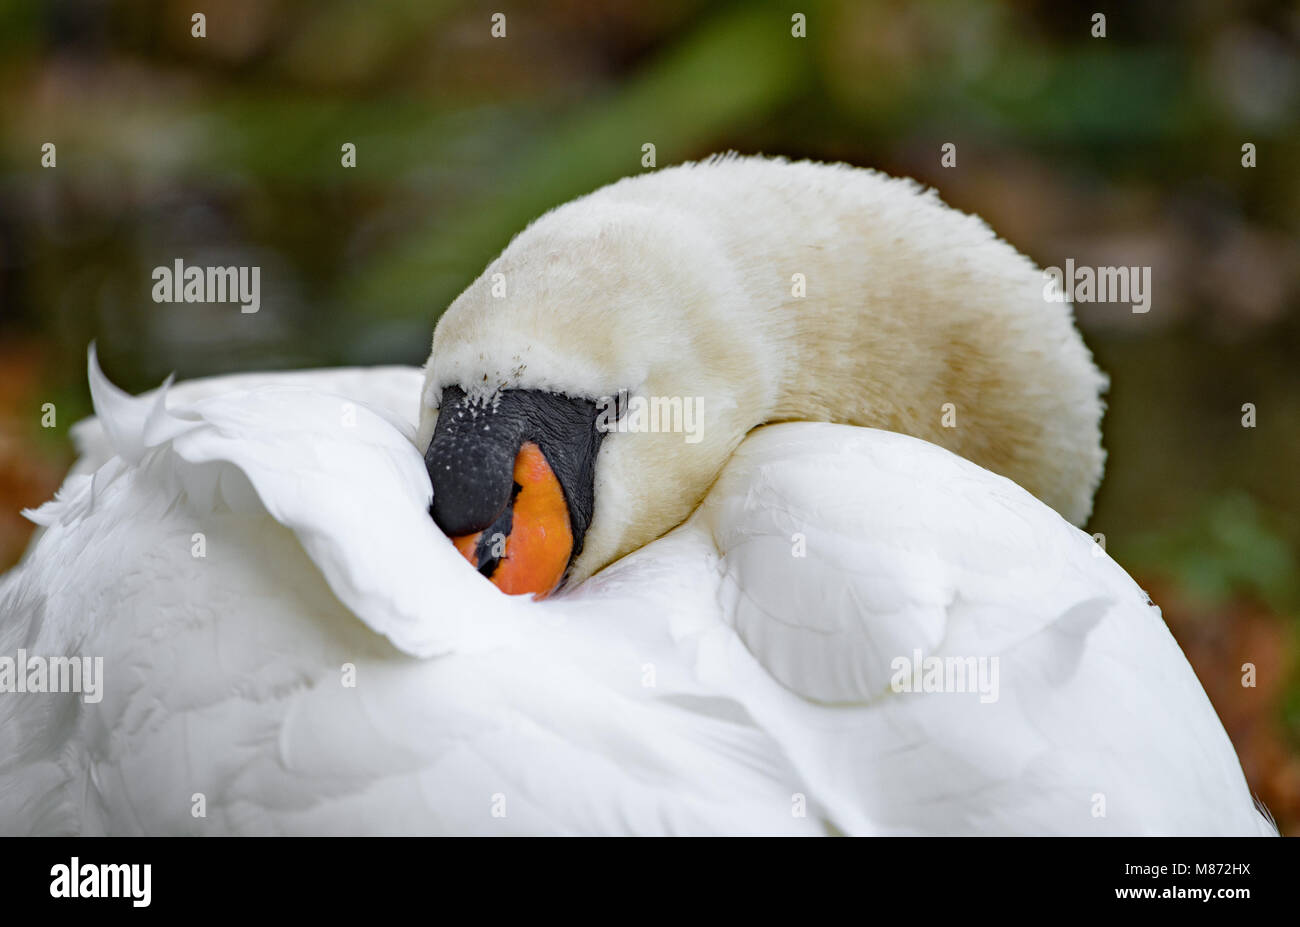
[0,0,1297,831]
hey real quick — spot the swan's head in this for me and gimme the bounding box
[417,195,774,597]
[417,157,1109,598]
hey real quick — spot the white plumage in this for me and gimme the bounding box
[0,156,1273,835]
[0,354,1271,835]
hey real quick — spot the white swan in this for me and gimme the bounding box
[0,155,1272,835]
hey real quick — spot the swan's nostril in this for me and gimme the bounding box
[451,482,521,579]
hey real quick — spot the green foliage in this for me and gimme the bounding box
[1125,492,1298,619]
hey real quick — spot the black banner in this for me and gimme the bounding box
[2,836,1290,914]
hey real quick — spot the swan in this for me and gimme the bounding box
[0,155,1273,836]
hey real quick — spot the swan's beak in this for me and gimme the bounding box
[448,441,573,598]
[425,385,604,600]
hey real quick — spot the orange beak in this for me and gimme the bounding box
[450,441,573,599]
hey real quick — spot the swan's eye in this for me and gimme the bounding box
[425,385,606,599]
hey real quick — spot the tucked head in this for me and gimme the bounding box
[417,194,772,597]
[417,156,1107,599]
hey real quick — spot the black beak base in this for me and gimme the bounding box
[424,385,605,577]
